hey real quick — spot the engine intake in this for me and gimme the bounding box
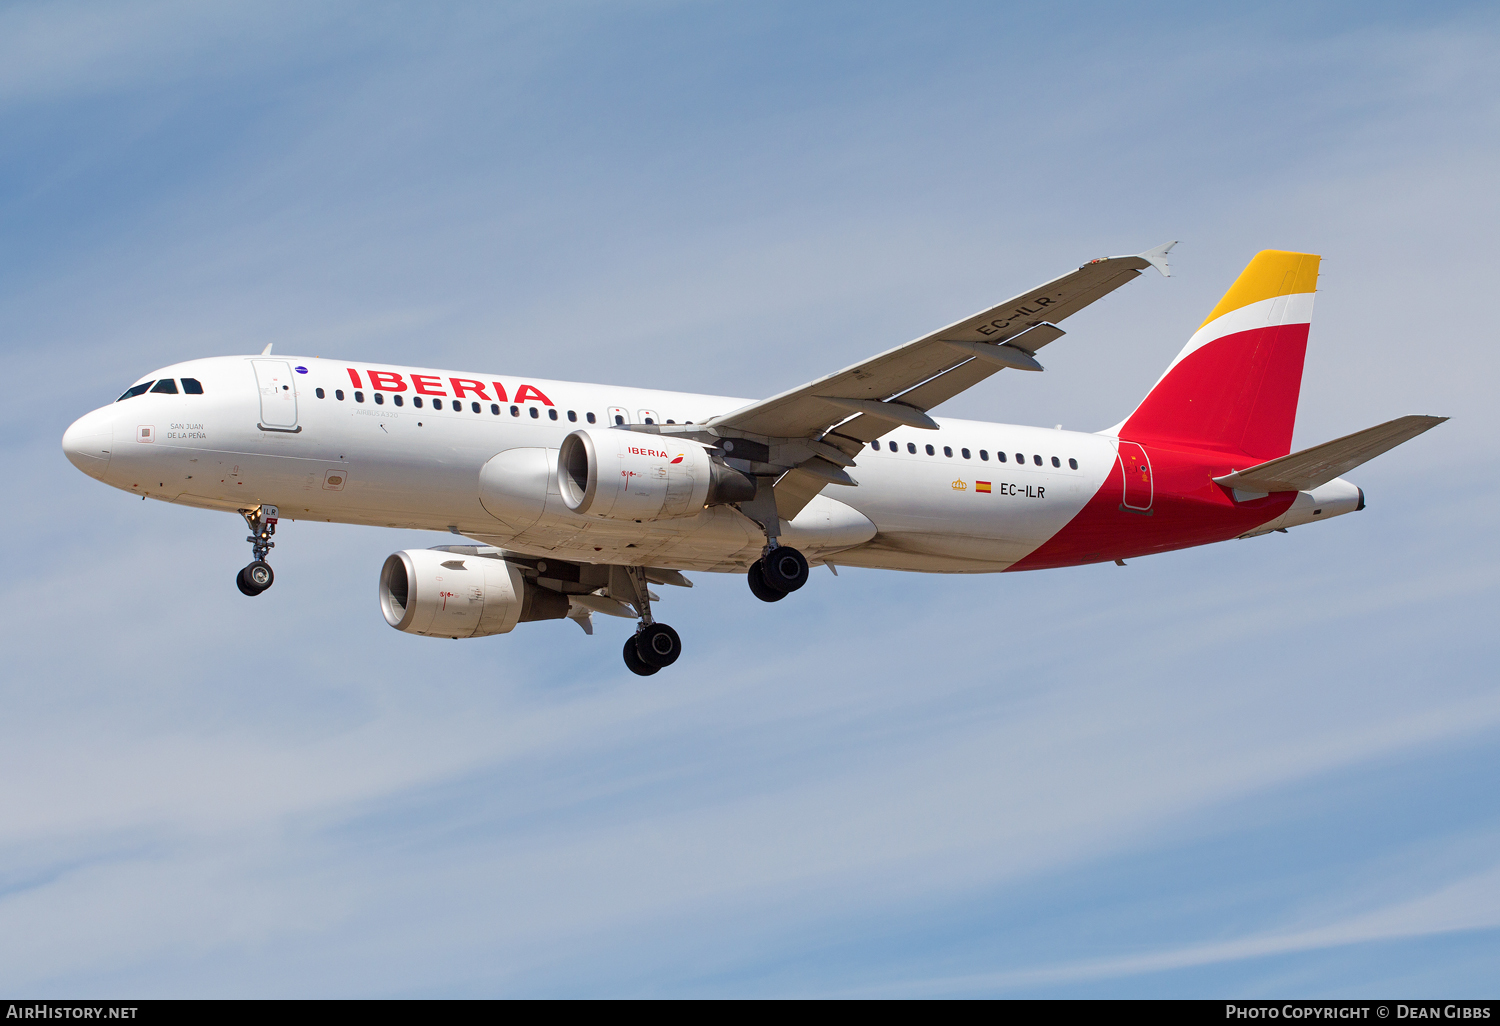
[557,429,755,521]
[379,548,568,638]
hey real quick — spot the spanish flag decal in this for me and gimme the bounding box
[976,481,992,493]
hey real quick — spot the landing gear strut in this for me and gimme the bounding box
[736,476,810,603]
[236,504,279,597]
[613,566,683,675]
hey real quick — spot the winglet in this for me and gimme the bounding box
[1138,240,1177,278]
[260,343,274,355]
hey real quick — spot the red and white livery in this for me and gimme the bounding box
[62,245,1446,674]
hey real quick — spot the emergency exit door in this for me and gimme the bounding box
[253,360,300,431]
[1118,441,1153,511]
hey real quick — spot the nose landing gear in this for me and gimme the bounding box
[236,504,279,597]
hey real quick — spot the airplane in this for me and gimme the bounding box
[62,245,1446,675]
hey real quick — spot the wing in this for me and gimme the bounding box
[707,241,1176,447]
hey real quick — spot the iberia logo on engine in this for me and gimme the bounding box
[628,447,669,458]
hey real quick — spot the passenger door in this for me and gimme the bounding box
[1118,441,1153,511]
[253,360,300,432]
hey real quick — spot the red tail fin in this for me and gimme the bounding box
[1119,250,1320,460]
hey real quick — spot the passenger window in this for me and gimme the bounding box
[491,404,500,415]
[355,391,365,403]
[181,378,204,394]
[907,442,916,454]
[997,452,1007,462]
[472,402,481,414]
[530,407,539,419]
[1033,455,1042,466]
[665,419,675,424]
[1051,456,1061,468]
[943,446,953,457]
[568,411,578,422]
[412,396,422,408]
[870,441,880,451]
[150,379,178,394]
[374,392,384,405]
[961,448,970,459]
[586,412,596,424]
[549,409,558,421]
[614,414,624,425]
[433,399,443,410]
[315,387,325,399]
[922,444,932,456]
[1015,453,1024,463]
[511,405,520,417]
[117,382,153,401]
[394,395,403,407]
[1069,458,1078,470]
[980,450,989,461]
[336,389,345,401]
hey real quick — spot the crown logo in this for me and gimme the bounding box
[951,479,967,490]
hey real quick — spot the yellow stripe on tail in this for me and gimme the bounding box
[1198,250,1321,330]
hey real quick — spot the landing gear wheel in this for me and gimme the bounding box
[623,635,660,676]
[747,559,787,603]
[760,546,809,593]
[237,560,274,596]
[635,623,682,668]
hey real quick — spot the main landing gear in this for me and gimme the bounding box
[614,566,683,676]
[733,475,811,604]
[747,544,809,603]
[236,504,279,597]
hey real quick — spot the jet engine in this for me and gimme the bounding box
[379,548,568,639]
[557,429,755,522]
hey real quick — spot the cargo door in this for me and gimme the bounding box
[253,360,300,432]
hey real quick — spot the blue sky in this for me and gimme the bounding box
[2,0,1498,997]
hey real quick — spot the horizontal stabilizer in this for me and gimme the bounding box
[1213,415,1447,493]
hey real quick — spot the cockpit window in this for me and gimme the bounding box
[181,377,204,394]
[150,379,179,394]
[117,382,154,401]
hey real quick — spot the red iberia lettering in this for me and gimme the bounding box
[411,374,447,396]
[368,371,407,392]
[449,378,490,400]
[513,384,553,406]
[490,381,509,402]
[346,368,363,388]
[628,447,669,457]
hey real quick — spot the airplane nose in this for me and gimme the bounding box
[62,409,114,477]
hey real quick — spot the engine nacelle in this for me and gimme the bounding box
[379,548,568,639]
[557,429,755,521]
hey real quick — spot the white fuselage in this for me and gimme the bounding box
[64,355,1129,574]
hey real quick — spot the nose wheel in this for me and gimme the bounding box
[237,560,274,596]
[236,504,279,596]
